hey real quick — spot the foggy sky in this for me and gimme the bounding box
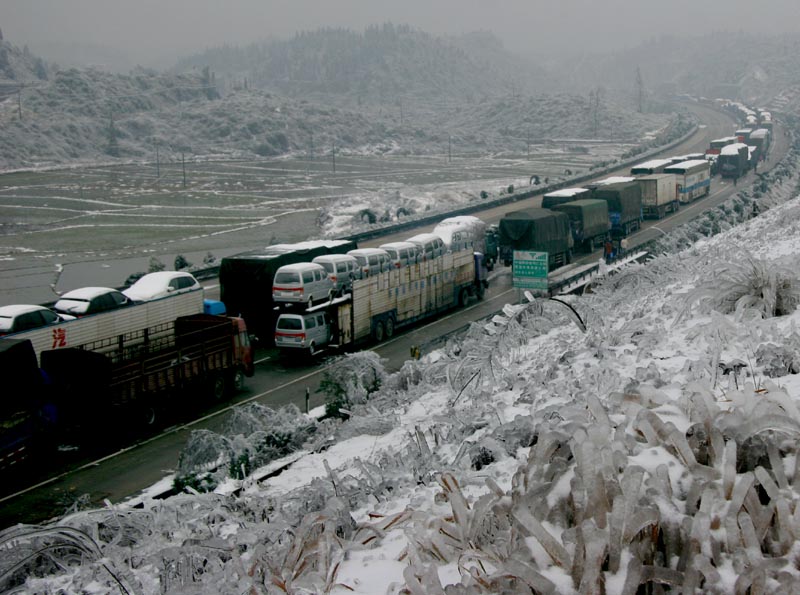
[3,0,798,67]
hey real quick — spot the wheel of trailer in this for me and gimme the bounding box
[458,288,469,307]
[141,404,157,427]
[232,369,245,392]
[373,320,385,342]
[210,374,226,401]
[384,316,395,338]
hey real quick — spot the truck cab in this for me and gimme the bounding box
[274,311,331,356]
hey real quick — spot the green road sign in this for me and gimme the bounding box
[512,250,549,290]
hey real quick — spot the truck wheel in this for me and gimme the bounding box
[458,288,469,307]
[373,320,385,342]
[232,369,245,392]
[477,283,485,300]
[210,374,226,401]
[308,343,316,357]
[385,316,395,338]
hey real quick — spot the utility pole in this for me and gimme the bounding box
[331,143,336,173]
[635,66,645,113]
[181,152,187,188]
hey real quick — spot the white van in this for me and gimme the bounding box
[272,262,333,307]
[347,248,392,277]
[274,311,330,356]
[433,216,486,253]
[379,242,421,268]
[406,233,445,261]
[312,254,361,293]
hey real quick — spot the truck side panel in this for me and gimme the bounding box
[348,251,473,344]
[3,289,205,363]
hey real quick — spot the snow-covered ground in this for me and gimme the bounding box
[3,146,800,593]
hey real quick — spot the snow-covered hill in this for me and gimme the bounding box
[2,124,800,594]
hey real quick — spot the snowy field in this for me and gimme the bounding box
[0,144,633,304]
[3,139,800,592]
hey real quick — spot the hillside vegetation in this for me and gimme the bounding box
[0,28,673,171]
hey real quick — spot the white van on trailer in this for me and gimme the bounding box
[275,251,487,353]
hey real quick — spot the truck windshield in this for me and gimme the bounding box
[277,317,303,330]
[274,272,300,284]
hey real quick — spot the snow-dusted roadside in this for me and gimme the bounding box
[3,144,800,593]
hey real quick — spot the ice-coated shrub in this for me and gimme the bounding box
[319,351,386,418]
[679,251,800,320]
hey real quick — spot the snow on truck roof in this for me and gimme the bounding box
[720,143,748,156]
[597,176,635,185]
[543,188,588,198]
[631,158,673,170]
[665,159,710,171]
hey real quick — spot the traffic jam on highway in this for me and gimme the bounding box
[0,101,776,479]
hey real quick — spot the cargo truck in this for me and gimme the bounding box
[636,173,679,219]
[498,208,573,270]
[541,188,591,209]
[748,129,770,162]
[274,250,486,355]
[219,240,357,344]
[550,199,610,251]
[591,181,643,237]
[717,144,749,179]
[0,288,205,364]
[1,314,254,472]
[630,159,673,176]
[707,136,738,155]
[663,160,712,202]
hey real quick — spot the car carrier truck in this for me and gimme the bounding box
[0,288,205,364]
[220,240,357,344]
[274,250,487,355]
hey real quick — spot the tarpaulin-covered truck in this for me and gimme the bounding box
[664,159,712,202]
[591,181,643,237]
[541,188,591,209]
[550,199,610,251]
[717,144,749,179]
[274,250,486,354]
[219,240,357,344]
[637,173,679,219]
[498,208,573,270]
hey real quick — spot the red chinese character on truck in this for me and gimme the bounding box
[52,328,67,348]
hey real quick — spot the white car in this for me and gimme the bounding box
[122,271,201,302]
[0,304,75,336]
[53,287,132,317]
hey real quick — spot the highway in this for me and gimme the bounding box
[0,102,789,529]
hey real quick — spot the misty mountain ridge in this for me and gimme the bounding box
[0,33,671,171]
[174,24,557,102]
[559,32,800,109]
